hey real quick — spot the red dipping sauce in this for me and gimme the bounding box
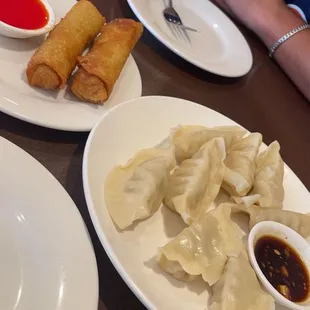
[0,0,49,30]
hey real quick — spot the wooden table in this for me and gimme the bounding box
[0,0,309,309]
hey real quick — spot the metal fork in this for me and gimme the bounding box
[163,0,198,33]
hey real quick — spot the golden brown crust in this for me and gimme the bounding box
[71,19,143,103]
[71,68,108,104]
[26,0,105,89]
[28,64,60,89]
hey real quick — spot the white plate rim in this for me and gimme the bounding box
[1,136,99,310]
[82,95,310,310]
[127,0,253,77]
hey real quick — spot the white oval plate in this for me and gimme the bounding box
[0,0,142,131]
[0,137,98,310]
[127,0,253,77]
[83,96,310,310]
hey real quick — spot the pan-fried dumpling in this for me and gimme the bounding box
[164,137,226,224]
[171,125,246,163]
[223,133,262,196]
[209,250,275,310]
[104,145,176,229]
[251,141,284,208]
[157,204,244,285]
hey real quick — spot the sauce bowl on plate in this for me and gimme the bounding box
[0,0,55,39]
[248,221,310,310]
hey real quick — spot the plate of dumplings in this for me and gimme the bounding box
[83,96,310,310]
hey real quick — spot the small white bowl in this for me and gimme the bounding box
[0,0,56,39]
[248,221,310,310]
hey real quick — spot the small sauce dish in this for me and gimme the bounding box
[248,221,310,310]
[0,0,56,39]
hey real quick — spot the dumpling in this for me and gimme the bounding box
[157,204,244,285]
[209,250,275,310]
[214,188,231,207]
[231,204,310,239]
[223,133,262,196]
[104,145,176,229]
[171,125,246,163]
[155,252,198,282]
[215,190,261,209]
[248,206,310,238]
[250,141,284,208]
[231,194,261,207]
[164,137,226,224]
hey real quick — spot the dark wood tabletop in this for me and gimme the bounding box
[0,0,309,309]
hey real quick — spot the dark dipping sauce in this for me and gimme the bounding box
[255,235,310,302]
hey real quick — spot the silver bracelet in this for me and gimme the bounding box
[268,24,310,58]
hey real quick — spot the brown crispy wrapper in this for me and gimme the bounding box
[26,0,105,89]
[71,19,143,104]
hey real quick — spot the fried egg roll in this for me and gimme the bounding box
[71,19,143,104]
[26,0,105,89]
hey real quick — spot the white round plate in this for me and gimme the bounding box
[127,0,253,77]
[0,0,142,131]
[0,137,98,310]
[83,96,310,310]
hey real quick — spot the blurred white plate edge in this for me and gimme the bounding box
[0,136,98,310]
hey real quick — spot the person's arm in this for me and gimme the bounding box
[215,0,310,100]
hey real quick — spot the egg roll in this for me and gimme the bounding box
[71,19,143,104]
[26,0,105,89]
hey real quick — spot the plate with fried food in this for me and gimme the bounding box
[0,0,143,131]
[83,96,310,310]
